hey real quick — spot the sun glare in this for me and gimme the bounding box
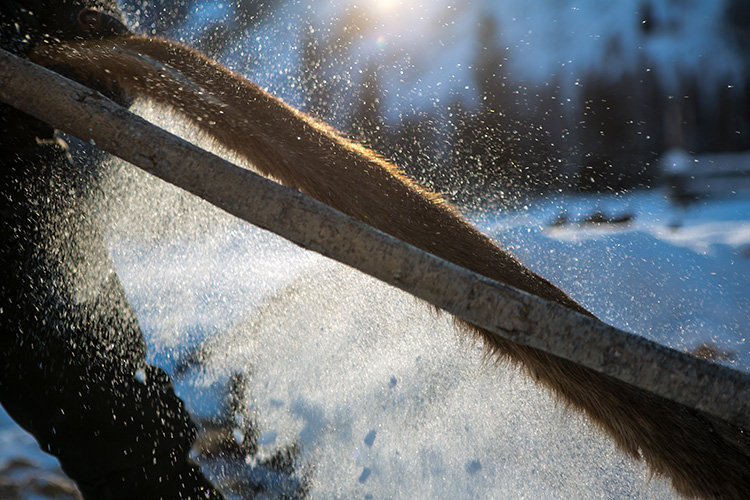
[359,0,428,49]
[370,0,405,16]
[365,0,424,21]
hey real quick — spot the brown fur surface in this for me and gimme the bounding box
[31,36,750,499]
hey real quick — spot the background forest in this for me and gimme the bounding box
[121,0,750,205]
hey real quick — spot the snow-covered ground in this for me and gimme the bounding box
[98,185,750,499]
[477,191,750,369]
[3,172,748,498]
